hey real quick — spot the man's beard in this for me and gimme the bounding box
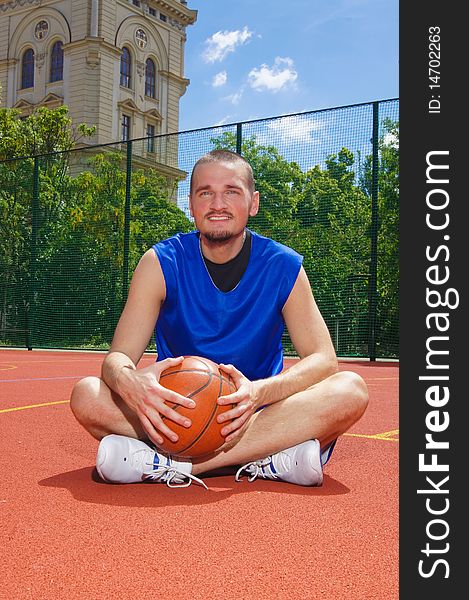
[203,230,235,244]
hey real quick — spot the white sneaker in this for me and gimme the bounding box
[96,434,207,489]
[235,439,323,486]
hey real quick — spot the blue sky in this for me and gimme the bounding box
[179,0,399,132]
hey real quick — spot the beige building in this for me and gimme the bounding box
[0,0,197,155]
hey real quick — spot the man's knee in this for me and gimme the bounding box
[333,370,369,418]
[70,376,101,423]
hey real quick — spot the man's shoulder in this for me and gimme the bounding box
[250,230,303,262]
[153,230,198,255]
[157,230,198,246]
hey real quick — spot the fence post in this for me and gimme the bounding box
[27,156,40,351]
[236,123,242,155]
[122,140,132,307]
[368,102,380,361]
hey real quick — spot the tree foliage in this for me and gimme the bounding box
[211,126,398,356]
[0,107,398,356]
[0,106,192,347]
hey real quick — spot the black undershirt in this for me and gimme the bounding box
[202,229,252,292]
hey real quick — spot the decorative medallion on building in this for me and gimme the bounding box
[135,29,148,50]
[34,20,49,40]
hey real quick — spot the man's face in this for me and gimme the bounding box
[189,162,259,242]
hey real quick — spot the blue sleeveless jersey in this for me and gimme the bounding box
[152,230,303,381]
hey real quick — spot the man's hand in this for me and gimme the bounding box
[116,356,196,446]
[216,363,259,444]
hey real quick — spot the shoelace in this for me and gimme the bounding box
[235,457,278,482]
[144,466,208,489]
[135,446,209,490]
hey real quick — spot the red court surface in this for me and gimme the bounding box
[0,350,398,599]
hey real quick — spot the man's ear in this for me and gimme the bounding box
[249,191,260,217]
[188,195,194,217]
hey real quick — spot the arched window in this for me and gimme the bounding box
[50,41,64,82]
[145,58,156,98]
[120,47,132,88]
[21,48,35,89]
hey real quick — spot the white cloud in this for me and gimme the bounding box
[223,89,244,105]
[212,71,228,87]
[202,26,253,63]
[263,115,323,145]
[248,57,298,92]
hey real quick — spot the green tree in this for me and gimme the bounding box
[296,149,371,355]
[210,132,374,356]
[0,105,95,160]
[33,151,193,347]
[0,106,95,340]
[360,118,399,355]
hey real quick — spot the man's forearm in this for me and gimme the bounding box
[254,352,338,407]
[101,351,137,397]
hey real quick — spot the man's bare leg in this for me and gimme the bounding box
[70,370,368,475]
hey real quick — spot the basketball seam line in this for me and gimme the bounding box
[161,372,219,455]
[180,376,236,455]
[180,373,227,455]
[162,372,214,407]
[161,374,235,456]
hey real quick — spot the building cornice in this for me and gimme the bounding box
[65,37,122,56]
[0,0,42,12]
[150,0,197,25]
[159,70,189,86]
[0,58,18,67]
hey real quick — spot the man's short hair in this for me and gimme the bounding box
[190,149,255,195]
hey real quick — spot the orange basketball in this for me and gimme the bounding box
[158,355,236,458]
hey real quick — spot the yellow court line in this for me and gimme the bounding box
[0,364,18,371]
[0,400,400,444]
[345,429,399,441]
[0,400,69,414]
[0,358,99,365]
[379,429,399,437]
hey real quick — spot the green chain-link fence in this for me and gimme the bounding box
[0,98,399,359]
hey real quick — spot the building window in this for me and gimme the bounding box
[146,124,155,152]
[145,59,156,98]
[132,0,140,6]
[149,7,157,16]
[21,48,35,89]
[50,41,64,82]
[120,47,132,88]
[159,13,167,22]
[121,114,131,141]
